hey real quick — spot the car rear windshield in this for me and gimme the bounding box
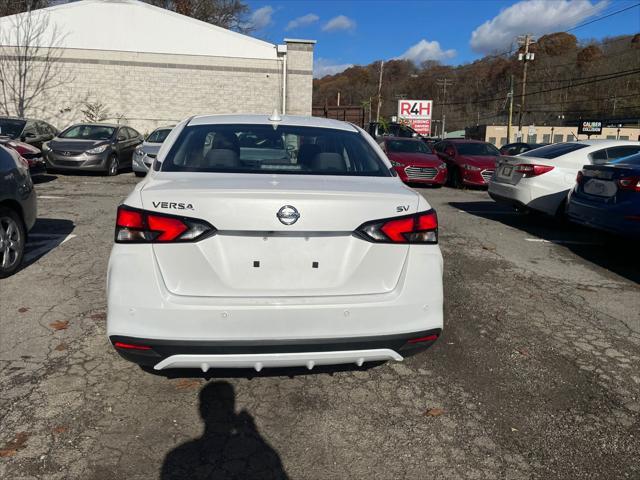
[59,125,116,140]
[161,124,391,176]
[147,128,172,143]
[611,153,640,166]
[0,118,26,139]
[520,142,588,159]
[387,139,432,154]
[456,143,500,156]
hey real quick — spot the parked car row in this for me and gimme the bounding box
[488,140,640,237]
[0,116,178,178]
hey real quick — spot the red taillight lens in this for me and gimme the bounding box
[617,176,640,192]
[115,205,214,243]
[116,208,144,228]
[114,341,152,351]
[356,210,438,244]
[515,164,554,177]
[147,214,189,241]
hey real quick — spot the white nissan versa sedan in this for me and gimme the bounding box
[106,114,443,372]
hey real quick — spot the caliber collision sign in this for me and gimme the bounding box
[578,120,603,136]
[398,99,433,136]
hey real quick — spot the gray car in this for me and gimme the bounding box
[43,123,142,176]
[132,126,174,177]
[0,144,37,277]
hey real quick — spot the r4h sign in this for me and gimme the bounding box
[398,100,432,119]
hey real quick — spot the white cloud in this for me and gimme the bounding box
[248,6,274,31]
[313,58,353,78]
[322,15,356,32]
[396,39,456,64]
[470,0,608,54]
[286,13,319,31]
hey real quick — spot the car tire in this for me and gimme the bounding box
[134,171,146,178]
[0,206,26,278]
[106,155,119,176]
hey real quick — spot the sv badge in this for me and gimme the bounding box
[396,205,410,212]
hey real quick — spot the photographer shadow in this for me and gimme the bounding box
[161,381,288,480]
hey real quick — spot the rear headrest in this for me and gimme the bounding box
[212,132,239,155]
[203,149,240,169]
[298,143,321,167]
[311,152,346,172]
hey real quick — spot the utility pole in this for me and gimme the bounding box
[517,34,535,138]
[376,60,384,122]
[436,78,453,138]
[507,74,514,143]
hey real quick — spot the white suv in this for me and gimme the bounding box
[107,114,443,372]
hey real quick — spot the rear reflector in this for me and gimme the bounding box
[356,210,438,244]
[114,341,152,350]
[408,334,439,344]
[115,205,215,243]
[515,164,554,177]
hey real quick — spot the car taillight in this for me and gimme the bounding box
[617,176,640,192]
[115,205,215,243]
[576,170,585,184]
[356,210,438,244]
[515,164,554,177]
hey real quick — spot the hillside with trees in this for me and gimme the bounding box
[313,33,640,132]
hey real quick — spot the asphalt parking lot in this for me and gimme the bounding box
[1,173,639,480]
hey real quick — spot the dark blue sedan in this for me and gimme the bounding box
[567,152,640,238]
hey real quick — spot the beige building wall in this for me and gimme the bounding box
[3,40,314,134]
[484,125,640,147]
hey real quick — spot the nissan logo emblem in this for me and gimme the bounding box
[277,205,300,225]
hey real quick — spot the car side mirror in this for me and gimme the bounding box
[445,148,455,157]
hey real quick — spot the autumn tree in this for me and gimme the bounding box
[0,0,49,17]
[142,0,252,32]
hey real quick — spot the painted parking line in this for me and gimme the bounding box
[38,195,65,199]
[524,238,602,246]
[24,233,77,262]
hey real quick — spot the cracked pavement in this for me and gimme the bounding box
[1,173,638,479]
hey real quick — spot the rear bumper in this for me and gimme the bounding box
[107,243,444,369]
[567,197,640,237]
[110,329,441,369]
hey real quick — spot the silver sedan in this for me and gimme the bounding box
[133,126,174,177]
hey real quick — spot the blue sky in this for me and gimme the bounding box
[244,0,640,77]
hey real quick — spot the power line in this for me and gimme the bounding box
[565,2,640,33]
[441,68,640,107]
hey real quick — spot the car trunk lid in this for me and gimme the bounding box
[141,173,419,297]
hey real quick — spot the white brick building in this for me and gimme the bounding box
[0,0,315,133]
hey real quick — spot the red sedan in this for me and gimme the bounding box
[434,139,500,188]
[0,137,46,178]
[380,137,447,186]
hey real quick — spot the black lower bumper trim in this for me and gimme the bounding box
[110,329,442,367]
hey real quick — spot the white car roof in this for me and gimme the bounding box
[187,114,359,132]
[572,139,639,148]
